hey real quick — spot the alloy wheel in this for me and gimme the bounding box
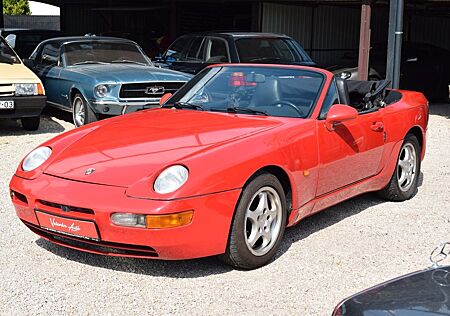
[244,186,283,256]
[397,143,417,192]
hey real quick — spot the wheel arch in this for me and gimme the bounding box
[244,165,294,215]
[405,125,425,159]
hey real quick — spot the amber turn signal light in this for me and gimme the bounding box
[145,210,193,229]
[37,83,45,95]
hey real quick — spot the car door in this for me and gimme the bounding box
[315,80,386,196]
[164,36,192,73]
[170,36,206,74]
[203,37,231,67]
[33,42,63,106]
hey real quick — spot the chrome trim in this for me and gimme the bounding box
[92,100,159,106]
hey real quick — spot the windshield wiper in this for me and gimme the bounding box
[167,102,204,111]
[111,59,148,66]
[72,61,109,66]
[228,107,268,115]
[211,107,267,116]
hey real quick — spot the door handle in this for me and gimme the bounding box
[371,121,384,132]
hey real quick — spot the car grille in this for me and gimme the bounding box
[24,221,159,258]
[0,84,14,97]
[119,82,185,99]
[37,200,95,215]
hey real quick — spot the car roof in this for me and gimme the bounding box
[181,32,291,39]
[39,36,137,46]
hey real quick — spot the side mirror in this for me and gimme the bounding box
[325,104,358,131]
[0,54,16,64]
[159,93,173,106]
[23,58,35,68]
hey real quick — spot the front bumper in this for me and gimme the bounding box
[0,95,46,119]
[10,173,241,260]
[91,99,161,116]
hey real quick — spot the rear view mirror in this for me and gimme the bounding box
[159,93,173,106]
[325,104,358,131]
[245,73,266,83]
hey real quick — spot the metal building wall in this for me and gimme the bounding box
[3,15,60,30]
[261,2,389,65]
[408,14,450,50]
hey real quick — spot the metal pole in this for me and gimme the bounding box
[392,0,404,89]
[357,1,371,81]
[386,0,404,89]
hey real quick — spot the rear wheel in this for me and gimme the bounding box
[221,173,287,269]
[21,116,40,131]
[379,134,421,201]
[72,93,98,127]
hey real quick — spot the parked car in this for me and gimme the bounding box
[335,42,450,101]
[155,32,316,74]
[0,28,61,59]
[332,243,450,315]
[0,36,46,131]
[10,64,428,269]
[25,36,191,127]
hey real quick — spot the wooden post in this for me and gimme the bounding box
[357,1,372,81]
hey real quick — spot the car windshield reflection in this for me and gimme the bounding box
[165,66,324,118]
[64,41,151,66]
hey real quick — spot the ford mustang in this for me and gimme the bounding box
[10,64,428,269]
[24,36,191,127]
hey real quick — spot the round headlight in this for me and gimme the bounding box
[94,84,108,98]
[22,147,52,172]
[154,165,189,194]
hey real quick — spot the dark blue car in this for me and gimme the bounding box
[25,36,191,127]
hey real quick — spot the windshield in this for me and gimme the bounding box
[0,37,20,64]
[166,66,324,118]
[63,41,151,66]
[236,38,305,63]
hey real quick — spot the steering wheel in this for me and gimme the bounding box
[269,101,305,117]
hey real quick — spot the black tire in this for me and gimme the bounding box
[21,116,40,131]
[379,134,421,201]
[72,93,98,127]
[220,173,287,269]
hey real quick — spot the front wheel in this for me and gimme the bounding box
[220,173,287,269]
[379,134,421,201]
[72,93,98,127]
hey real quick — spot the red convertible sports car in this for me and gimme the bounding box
[10,64,428,269]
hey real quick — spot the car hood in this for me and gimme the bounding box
[44,109,284,187]
[67,64,192,83]
[334,265,450,315]
[0,63,41,84]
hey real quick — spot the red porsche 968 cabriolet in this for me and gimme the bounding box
[10,64,428,269]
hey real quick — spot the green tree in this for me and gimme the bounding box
[3,0,31,15]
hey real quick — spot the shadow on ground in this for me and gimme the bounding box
[429,103,450,119]
[0,115,66,137]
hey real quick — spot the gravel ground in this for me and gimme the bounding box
[0,104,449,315]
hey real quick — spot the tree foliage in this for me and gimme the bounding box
[3,0,31,15]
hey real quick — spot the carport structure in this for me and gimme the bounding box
[2,0,450,87]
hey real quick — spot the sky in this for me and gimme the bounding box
[29,1,60,15]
